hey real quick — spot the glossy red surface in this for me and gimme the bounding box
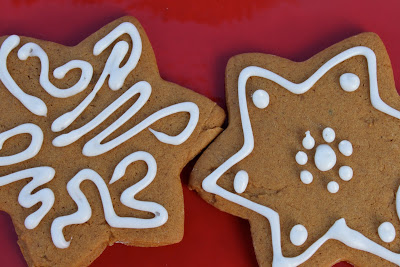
[0,0,399,266]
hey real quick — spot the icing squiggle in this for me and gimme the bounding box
[202,47,400,266]
[0,35,47,116]
[51,22,142,132]
[0,123,43,166]
[0,167,55,229]
[52,81,199,156]
[51,151,168,249]
[18,42,93,98]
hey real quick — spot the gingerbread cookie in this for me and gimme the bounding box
[190,33,400,266]
[0,16,225,266]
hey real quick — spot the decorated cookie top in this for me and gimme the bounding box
[190,33,400,266]
[0,17,224,266]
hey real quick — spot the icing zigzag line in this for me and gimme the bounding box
[0,167,55,229]
[52,81,200,156]
[202,46,400,266]
[51,151,168,249]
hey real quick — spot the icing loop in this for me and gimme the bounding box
[0,123,43,166]
[18,43,93,98]
[0,35,47,116]
[0,167,55,229]
[93,22,142,90]
[51,22,143,132]
[51,151,167,249]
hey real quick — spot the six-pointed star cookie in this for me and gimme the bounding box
[190,33,400,266]
[0,16,225,266]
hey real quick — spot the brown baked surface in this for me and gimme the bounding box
[190,33,400,266]
[0,16,225,266]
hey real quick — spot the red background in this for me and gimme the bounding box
[0,0,399,266]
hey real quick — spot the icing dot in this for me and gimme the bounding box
[339,166,353,181]
[340,73,360,92]
[252,90,270,109]
[327,181,339,193]
[300,170,313,184]
[322,127,335,143]
[302,131,315,150]
[338,140,353,156]
[295,151,308,165]
[290,224,308,246]
[234,170,249,194]
[378,222,396,243]
[314,144,336,171]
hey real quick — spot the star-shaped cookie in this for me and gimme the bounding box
[0,16,225,266]
[190,33,400,266]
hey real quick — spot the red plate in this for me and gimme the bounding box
[0,0,399,266]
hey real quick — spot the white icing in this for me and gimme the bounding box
[378,222,396,243]
[233,170,249,194]
[51,151,168,249]
[0,35,47,116]
[82,101,198,155]
[295,151,307,165]
[0,167,55,229]
[322,127,335,143]
[18,43,93,98]
[0,123,43,166]
[314,144,336,171]
[338,140,353,156]
[300,170,313,185]
[252,89,269,109]
[52,81,199,156]
[302,131,315,150]
[338,166,353,181]
[327,181,339,194]
[51,22,142,132]
[202,46,400,266]
[340,73,360,92]
[290,225,308,246]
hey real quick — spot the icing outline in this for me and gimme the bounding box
[202,46,400,266]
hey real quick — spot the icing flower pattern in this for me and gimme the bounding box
[296,128,354,193]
